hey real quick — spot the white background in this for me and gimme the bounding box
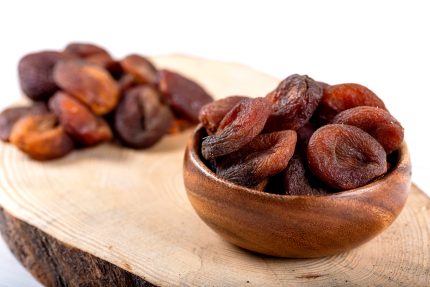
[0,1,429,286]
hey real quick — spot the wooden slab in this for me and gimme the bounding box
[0,55,429,286]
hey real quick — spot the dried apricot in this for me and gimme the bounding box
[64,42,113,68]
[159,69,213,123]
[18,51,65,101]
[282,153,329,196]
[115,86,173,148]
[201,97,271,160]
[49,91,112,146]
[53,60,120,115]
[120,54,158,85]
[216,130,297,187]
[199,95,249,134]
[307,124,387,190]
[264,74,323,131]
[9,113,74,160]
[296,121,317,148]
[0,104,48,141]
[332,106,404,154]
[317,83,386,122]
[118,74,138,93]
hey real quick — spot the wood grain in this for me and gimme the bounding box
[0,55,429,286]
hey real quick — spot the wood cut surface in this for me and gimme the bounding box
[0,55,429,286]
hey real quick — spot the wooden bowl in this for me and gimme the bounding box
[183,126,412,258]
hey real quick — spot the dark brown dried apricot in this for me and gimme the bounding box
[296,121,317,148]
[53,60,120,115]
[49,91,112,146]
[282,153,329,196]
[332,106,404,154]
[64,42,113,68]
[307,124,387,190]
[120,54,158,85]
[159,69,213,123]
[264,74,323,132]
[216,130,297,187]
[201,97,271,160]
[18,51,65,101]
[199,95,249,134]
[9,113,74,160]
[318,83,386,122]
[114,86,173,148]
[118,74,138,93]
[0,104,48,142]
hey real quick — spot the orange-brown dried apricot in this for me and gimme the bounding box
[53,60,120,115]
[49,91,112,146]
[18,51,65,101]
[332,106,404,154]
[114,86,173,148]
[264,74,323,132]
[216,130,297,187]
[201,97,271,160]
[0,104,48,142]
[317,83,386,122]
[199,95,249,134]
[159,69,213,123]
[307,124,387,190]
[9,113,74,160]
[120,54,158,85]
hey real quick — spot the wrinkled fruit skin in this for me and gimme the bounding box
[159,69,213,123]
[307,124,387,190]
[199,95,249,134]
[216,130,297,187]
[120,54,158,85]
[332,106,404,154]
[115,86,173,148]
[64,42,114,68]
[49,91,112,146]
[282,154,329,196]
[53,60,120,115]
[317,83,386,122]
[264,74,323,132]
[201,97,272,160]
[18,51,65,101]
[0,104,48,141]
[9,113,74,160]
[296,121,317,148]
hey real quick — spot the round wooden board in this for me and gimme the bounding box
[0,55,429,286]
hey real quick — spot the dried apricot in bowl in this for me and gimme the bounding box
[183,126,411,258]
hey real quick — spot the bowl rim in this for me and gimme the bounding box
[188,125,411,200]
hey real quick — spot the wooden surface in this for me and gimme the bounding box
[0,55,429,286]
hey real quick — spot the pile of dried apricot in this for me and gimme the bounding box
[199,74,404,194]
[0,43,213,160]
